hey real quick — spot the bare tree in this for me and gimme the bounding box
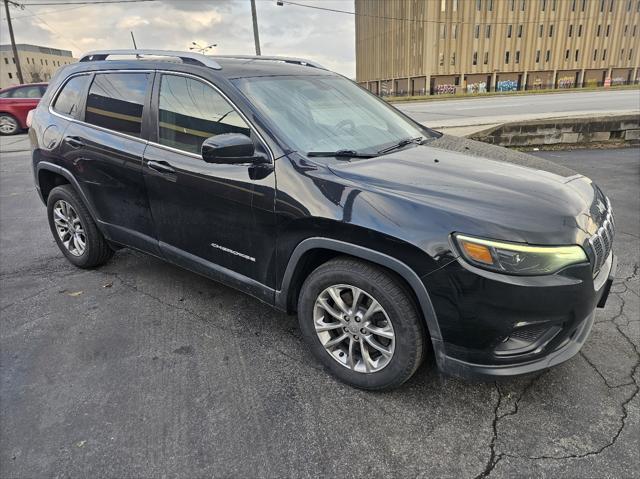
[24,62,44,83]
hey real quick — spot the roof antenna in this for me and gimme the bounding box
[130,32,141,59]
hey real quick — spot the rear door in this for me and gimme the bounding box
[142,72,275,296]
[58,71,158,253]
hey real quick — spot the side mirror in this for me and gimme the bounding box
[201,133,255,164]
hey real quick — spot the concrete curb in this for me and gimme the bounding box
[467,114,640,148]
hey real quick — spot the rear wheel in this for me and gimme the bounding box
[298,257,426,390]
[47,185,114,268]
[0,114,19,135]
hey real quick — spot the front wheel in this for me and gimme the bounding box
[297,257,427,390]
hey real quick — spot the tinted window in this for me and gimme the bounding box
[52,75,90,118]
[85,73,149,137]
[158,74,250,155]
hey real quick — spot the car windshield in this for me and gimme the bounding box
[233,75,434,156]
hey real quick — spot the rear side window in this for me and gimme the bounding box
[52,75,90,118]
[85,73,149,137]
[13,85,43,98]
[158,74,250,154]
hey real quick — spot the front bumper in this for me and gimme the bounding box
[428,253,616,380]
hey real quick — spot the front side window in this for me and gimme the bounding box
[158,74,250,155]
[233,75,432,156]
[85,73,149,137]
[52,75,90,118]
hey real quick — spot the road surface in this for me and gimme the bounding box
[1,139,638,478]
[395,89,640,130]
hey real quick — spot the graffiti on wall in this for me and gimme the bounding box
[529,77,546,89]
[466,81,487,94]
[611,76,626,85]
[435,84,456,95]
[496,80,518,92]
[584,79,599,87]
[557,76,575,88]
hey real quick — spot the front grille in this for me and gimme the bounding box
[588,197,615,276]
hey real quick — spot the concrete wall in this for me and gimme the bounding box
[470,114,640,147]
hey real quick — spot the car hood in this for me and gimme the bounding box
[327,135,608,247]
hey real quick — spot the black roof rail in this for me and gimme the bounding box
[212,55,326,70]
[78,49,222,70]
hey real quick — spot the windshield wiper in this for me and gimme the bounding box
[307,149,375,159]
[377,137,424,155]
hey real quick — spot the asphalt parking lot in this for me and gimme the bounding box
[1,135,638,478]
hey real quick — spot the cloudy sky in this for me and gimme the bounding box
[1,0,356,77]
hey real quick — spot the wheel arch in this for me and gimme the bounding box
[275,237,442,341]
[36,162,101,226]
[38,168,70,202]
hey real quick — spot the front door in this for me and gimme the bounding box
[142,73,275,297]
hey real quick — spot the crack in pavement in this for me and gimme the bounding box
[505,356,638,462]
[474,372,548,478]
[473,273,639,477]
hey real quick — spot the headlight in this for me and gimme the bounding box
[453,234,588,275]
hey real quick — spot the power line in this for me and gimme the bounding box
[2,3,90,19]
[19,0,158,5]
[21,4,85,51]
[278,0,616,26]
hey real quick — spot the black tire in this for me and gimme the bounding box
[298,257,427,390]
[0,113,21,135]
[47,185,114,268]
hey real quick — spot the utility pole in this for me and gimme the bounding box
[250,0,261,56]
[3,0,24,84]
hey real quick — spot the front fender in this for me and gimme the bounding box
[275,236,443,341]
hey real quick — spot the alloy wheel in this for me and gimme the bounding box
[313,284,395,373]
[52,200,86,256]
[0,115,18,135]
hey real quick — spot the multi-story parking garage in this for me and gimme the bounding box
[355,0,640,96]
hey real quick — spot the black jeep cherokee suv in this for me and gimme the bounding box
[30,50,615,390]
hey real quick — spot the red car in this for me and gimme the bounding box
[0,83,48,135]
